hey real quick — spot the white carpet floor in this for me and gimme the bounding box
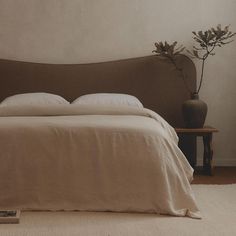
[0,184,236,236]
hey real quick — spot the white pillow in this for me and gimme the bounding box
[1,93,69,106]
[72,93,143,108]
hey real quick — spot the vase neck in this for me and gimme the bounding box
[191,93,199,100]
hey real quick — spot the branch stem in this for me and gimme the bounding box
[196,42,216,94]
[168,56,192,94]
[197,58,205,94]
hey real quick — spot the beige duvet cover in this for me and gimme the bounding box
[0,105,201,218]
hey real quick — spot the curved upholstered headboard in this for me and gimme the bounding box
[0,55,196,126]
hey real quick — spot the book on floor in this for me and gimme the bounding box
[0,210,21,224]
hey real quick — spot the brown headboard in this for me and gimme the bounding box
[0,55,196,126]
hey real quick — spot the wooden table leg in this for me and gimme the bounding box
[178,134,197,168]
[203,133,213,175]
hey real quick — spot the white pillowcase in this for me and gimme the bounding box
[1,93,69,106]
[72,93,143,108]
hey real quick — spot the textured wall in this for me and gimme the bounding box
[0,0,235,165]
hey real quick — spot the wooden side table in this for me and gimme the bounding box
[175,126,218,175]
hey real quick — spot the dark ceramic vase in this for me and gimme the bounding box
[182,93,208,128]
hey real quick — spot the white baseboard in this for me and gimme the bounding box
[213,158,236,166]
[197,158,236,167]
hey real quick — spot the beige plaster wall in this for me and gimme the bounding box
[0,0,235,165]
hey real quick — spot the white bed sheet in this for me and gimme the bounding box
[0,105,201,218]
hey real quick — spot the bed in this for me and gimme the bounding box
[0,55,200,218]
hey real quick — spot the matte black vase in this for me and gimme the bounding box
[182,93,208,128]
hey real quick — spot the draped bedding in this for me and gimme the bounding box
[0,105,201,219]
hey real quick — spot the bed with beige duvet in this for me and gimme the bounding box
[0,104,201,219]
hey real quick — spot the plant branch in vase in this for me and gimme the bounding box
[152,41,193,94]
[187,24,236,95]
[152,25,235,128]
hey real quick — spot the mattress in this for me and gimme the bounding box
[0,104,201,218]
